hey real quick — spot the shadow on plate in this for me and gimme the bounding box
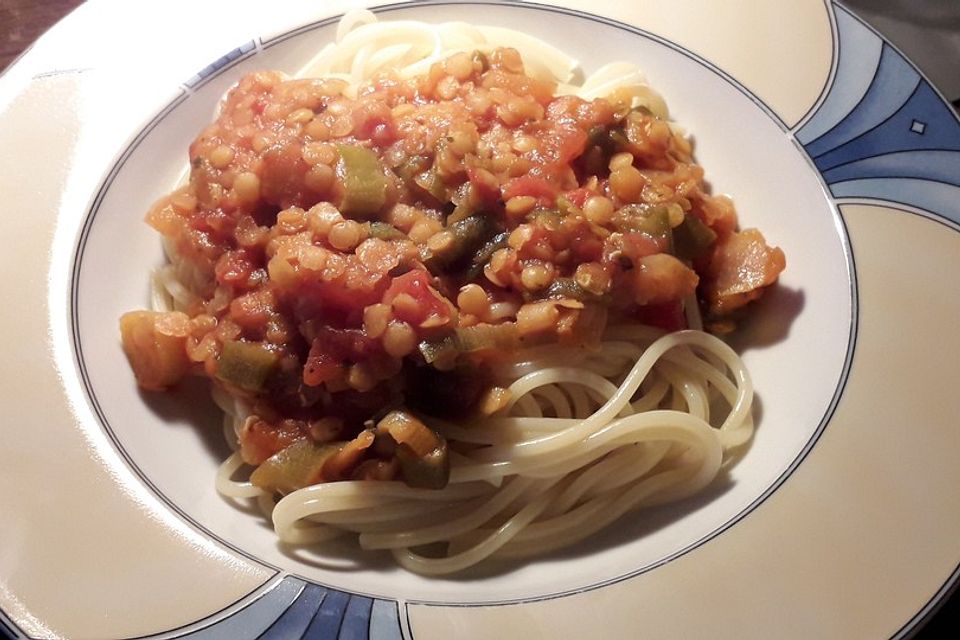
[138,377,232,461]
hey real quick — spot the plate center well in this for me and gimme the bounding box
[71,3,851,604]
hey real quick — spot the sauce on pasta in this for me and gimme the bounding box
[120,14,783,574]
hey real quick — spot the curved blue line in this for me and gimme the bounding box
[796,6,883,144]
[259,583,327,639]
[182,578,304,639]
[339,596,374,640]
[823,149,960,186]
[805,44,918,157]
[369,600,402,640]
[815,82,960,172]
[831,178,960,225]
[304,590,350,639]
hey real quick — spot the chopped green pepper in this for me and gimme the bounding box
[397,442,449,489]
[376,410,450,490]
[418,335,458,364]
[463,230,508,281]
[250,440,341,493]
[454,323,521,352]
[392,155,431,185]
[544,278,594,302]
[556,195,580,217]
[424,213,499,276]
[673,214,717,261]
[615,204,672,239]
[413,166,449,202]
[369,221,405,240]
[337,144,387,218]
[215,340,279,392]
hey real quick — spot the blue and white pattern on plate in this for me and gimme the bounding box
[163,577,404,640]
[796,4,960,224]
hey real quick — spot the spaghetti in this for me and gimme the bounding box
[121,11,783,575]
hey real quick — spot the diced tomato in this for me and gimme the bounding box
[563,187,592,208]
[636,301,687,332]
[481,70,555,106]
[260,141,313,208]
[215,249,256,287]
[467,167,501,205]
[303,348,342,387]
[502,175,558,205]
[229,289,275,334]
[383,269,452,327]
[566,222,604,262]
[605,232,662,267]
[352,100,397,145]
[303,327,381,386]
[548,126,588,166]
[239,417,305,465]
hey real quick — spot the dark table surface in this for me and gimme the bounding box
[0,1,957,638]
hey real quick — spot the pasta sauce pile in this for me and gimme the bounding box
[121,36,784,570]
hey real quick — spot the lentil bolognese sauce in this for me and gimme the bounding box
[119,14,784,574]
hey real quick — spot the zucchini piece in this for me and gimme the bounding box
[337,144,387,218]
[250,440,340,493]
[216,340,279,392]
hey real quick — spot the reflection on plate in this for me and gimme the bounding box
[2,1,960,638]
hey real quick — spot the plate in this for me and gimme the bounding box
[2,1,959,638]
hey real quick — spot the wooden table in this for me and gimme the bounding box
[0,0,84,71]
[0,1,957,638]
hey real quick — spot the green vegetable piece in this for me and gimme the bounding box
[556,196,581,217]
[397,441,450,489]
[463,230,509,281]
[418,335,458,364]
[673,214,718,261]
[369,222,405,240]
[250,440,340,494]
[413,166,449,202]
[216,340,280,392]
[454,323,521,352]
[545,278,593,302]
[616,204,671,238]
[424,213,499,276]
[393,155,431,184]
[587,125,630,153]
[337,144,387,218]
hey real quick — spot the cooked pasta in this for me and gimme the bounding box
[120,11,783,575]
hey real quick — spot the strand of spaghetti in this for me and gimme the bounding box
[505,445,722,557]
[336,498,493,535]
[391,481,562,575]
[672,331,753,432]
[498,465,704,558]
[358,476,539,550]
[542,443,670,517]
[565,383,593,417]
[667,348,745,422]
[272,480,495,533]
[513,393,542,418]
[215,452,265,499]
[630,376,671,413]
[531,384,573,419]
[657,360,709,422]
[510,411,718,481]
[451,407,722,484]
[469,332,711,462]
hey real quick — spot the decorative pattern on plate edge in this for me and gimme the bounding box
[796,4,960,225]
[167,577,404,640]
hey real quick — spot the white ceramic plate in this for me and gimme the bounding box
[2,1,959,638]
